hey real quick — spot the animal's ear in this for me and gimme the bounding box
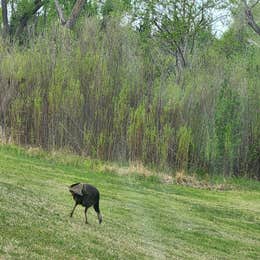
[69,183,84,196]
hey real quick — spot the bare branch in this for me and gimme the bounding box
[54,0,86,29]
[54,0,66,25]
[242,0,260,35]
[251,0,260,8]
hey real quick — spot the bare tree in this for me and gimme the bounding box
[242,0,260,35]
[54,0,86,29]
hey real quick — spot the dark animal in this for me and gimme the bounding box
[69,183,102,224]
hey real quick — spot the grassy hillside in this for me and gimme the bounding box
[0,145,259,259]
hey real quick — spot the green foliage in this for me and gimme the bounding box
[217,29,248,58]
[0,14,259,178]
[101,0,129,16]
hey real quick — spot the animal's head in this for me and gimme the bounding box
[68,183,83,196]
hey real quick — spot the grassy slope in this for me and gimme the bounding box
[0,146,259,259]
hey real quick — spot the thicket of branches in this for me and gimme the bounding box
[0,1,259,178]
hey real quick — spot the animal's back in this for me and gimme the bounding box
[82,184,100,196]
[81,183,100,207]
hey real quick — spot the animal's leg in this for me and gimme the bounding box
[70,202,77,217]
[84,207,89,224]
[94,202,102,224]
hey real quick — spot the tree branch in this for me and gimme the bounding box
[15,0,45,36]
[242,0,260,35]
[251,0,260,8]
[54,0,66,25]
[153,19,186,68]
[54,0,86,29]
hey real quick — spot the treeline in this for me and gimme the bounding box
[0,2,259,179]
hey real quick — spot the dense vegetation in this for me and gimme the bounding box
[0,0,259,178]
[0,145,260,259]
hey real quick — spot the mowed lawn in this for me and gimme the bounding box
[0,146,259,259]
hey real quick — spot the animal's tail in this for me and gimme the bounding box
[94,201,102,224]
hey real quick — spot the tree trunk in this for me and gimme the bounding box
[1,0,10,37]
[65,0,85,29]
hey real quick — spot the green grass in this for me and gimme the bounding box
[0,145,259,259]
